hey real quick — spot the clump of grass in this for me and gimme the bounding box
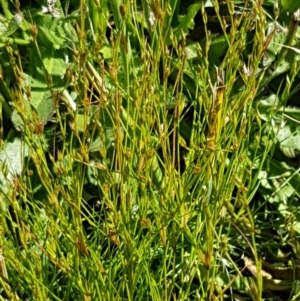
[0,0,300,300]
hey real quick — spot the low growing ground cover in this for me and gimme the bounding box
[0,0,300,300]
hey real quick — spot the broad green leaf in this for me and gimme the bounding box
[43,56,68,79]
[292,222,300,234]
[258,94,280,121]
[169,3,202,45]
[262,30,286,67]
[204,0,214,6]
[0,137,29,196]
[38,25,65,49]
[11,97,32,131]
[272,42,300,55]
[3,14,22,36]
[27,48,69,88]
[261,0,280,4]
[0,20,7,39]
[280,0,300,13]
[60,20,78,44]
[277,125,300,150]
[184,43,199,60]
[215,270,249,292]
[150,153,164,190]
[75,113,89,133]
[278,203,300,234]
[11,91,55,130]
[259,60,290,91]
[269,159,300,194]
[12,49,70,129]
[276,185,294,203]
[34,14,78,49]
[207,34,228,62]
[89,127,114,153]
[31,90,55,124]
[100,45,113,59]
[282,107,300,125]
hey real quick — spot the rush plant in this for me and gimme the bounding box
[0,0,300,300]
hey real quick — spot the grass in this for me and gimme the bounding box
[0,0,300,300]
